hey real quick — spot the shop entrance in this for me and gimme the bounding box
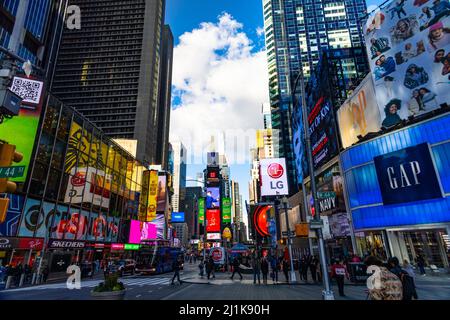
[403,229,449,268]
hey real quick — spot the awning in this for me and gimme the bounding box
[230,243,249,253]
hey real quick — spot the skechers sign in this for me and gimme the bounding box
[260,158,289,196]
[374,143,443,206]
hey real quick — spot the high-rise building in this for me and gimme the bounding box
[171,140,187,212]
[0,0,68,81]
[262,0,367,192]
[173,222,189,247]
[155,25,174,170]
[180,186,202,239]
[231,181,241,225]
[51,0,171,163]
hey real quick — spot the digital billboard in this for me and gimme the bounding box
[171,212,185,223]
[316,163,346,216]
[337,75,383,149]
[221,198,232,223]
[156,174,167,212]
[147,170,158,221]
[308,97,339,170]
[198,198,205,225]
[18,198,119,242]
[0,76,45,182]
[206,187,220,209]
[249,205,275,245]
[153,214,166,240]
[364,2,450,128]
[206,209,221,233]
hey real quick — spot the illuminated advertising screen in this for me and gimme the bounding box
[308,97,339,170]
[0,76,45,182]
[198,198,205,225]
[221,198,232,223]
[152,214,166,240]
[147,170,158,221]
[364,1,450,128]
[207,233,221,240]
[171,212,185,223]
[206,188,220,209]
[128,220,158,244]
[156,174,167,212]
[206,209,221,233]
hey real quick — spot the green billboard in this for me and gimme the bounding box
[0,91,43,183]
[198,198,205,225]
[222,197,232,223]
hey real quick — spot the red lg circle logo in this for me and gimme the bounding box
[268,163,284,179]
[71,172,86,187]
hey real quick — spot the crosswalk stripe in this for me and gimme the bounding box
[1,277,172,293]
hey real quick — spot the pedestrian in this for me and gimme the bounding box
[0,263,6,284]
[208,257,216,279]
[230,256,243,280]
[198,259,205,277]
[282,258,290,283]
[416,254,427,276]
[270,255,279,284]
[310,256,318,283]
[251,255,261,284]
[402,259,419,300]
[103,261,109,279]
[302,255,310,282]
[365,256,403,300]
[261,256,269,285]
[205,257,213,280]
[388,257,416,301]
[24,263,31,284]
[331,259,349,297]
[171,256,183,285]
[15,263,23,287]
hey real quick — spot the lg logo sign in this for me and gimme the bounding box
[261,158,289,196]
[267,163,284,179]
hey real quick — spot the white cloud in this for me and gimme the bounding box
[256,26,265,37]
[170,13,269,166]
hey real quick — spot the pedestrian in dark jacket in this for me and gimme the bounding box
[251,256,261,284]
[282,258,290,283]
[198,260,205,277]
[171,257,183,285]
[206,257,215,280]
[310,256,319,283]
[270,256,280,284]
[15,263,23,287]
[416,254,426,275]
[389,257,415,300]
[230,257,243,280]
[261,257,269,285]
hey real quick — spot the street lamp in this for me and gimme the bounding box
[291,70,335,300]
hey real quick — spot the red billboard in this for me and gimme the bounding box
[206,209,221,233]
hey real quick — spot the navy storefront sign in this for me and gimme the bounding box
[341,112,450,229]
[374,143,443,205]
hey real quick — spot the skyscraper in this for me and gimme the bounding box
[51,0,172,163]
[0,0,68,80]
[171,140,187,212]
[262,0,367,191]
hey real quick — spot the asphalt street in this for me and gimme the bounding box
[1,262,449,300]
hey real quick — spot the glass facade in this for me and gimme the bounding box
[263,0,367,192]
[0,0,53,64]
[14,92,150,243]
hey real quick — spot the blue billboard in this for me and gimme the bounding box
[171,212,185,223]
[341,112,450,230]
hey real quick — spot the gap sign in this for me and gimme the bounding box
[374,143,443,205]
[260,158,289,196]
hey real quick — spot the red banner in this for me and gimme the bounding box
[206,209,221,233]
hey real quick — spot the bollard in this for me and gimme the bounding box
[5,275,13,289]
[19,273,25,287]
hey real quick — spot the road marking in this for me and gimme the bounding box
[136,294,141,298]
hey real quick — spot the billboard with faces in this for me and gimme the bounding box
[365,0,450,128]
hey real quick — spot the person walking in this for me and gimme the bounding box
[302,255,310,282]
[282,258,290,283]
[331,259,349,297]
[310,256,318,283]
[15,263,23,287]
[270,255,279,284]
[0,263,6,284]
[171,257,183,285]
[388,257,416,301]
[24,264,31,284]
[208,257,216,279]
[251,255,261,285]
[261,256,269,285]
[365,256,403,300]
[230,256,243,280]
[42,265,49,283]
[416,254,427,276]
[402,259,418,300]
[198,259,205,278]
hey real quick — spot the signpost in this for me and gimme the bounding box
[0,166,25,178]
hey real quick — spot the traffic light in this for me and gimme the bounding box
[0,142,23,193]
[0,197,9,223]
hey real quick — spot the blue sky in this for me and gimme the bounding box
[165,0,384,208]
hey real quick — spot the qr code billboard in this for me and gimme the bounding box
[9,76,44,105]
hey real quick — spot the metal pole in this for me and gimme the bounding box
[296,71,335,299]
[282,197,297,283]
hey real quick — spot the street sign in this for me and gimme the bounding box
[282,231,296,237]
[0,166,25,178]
[309,220,324,229]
